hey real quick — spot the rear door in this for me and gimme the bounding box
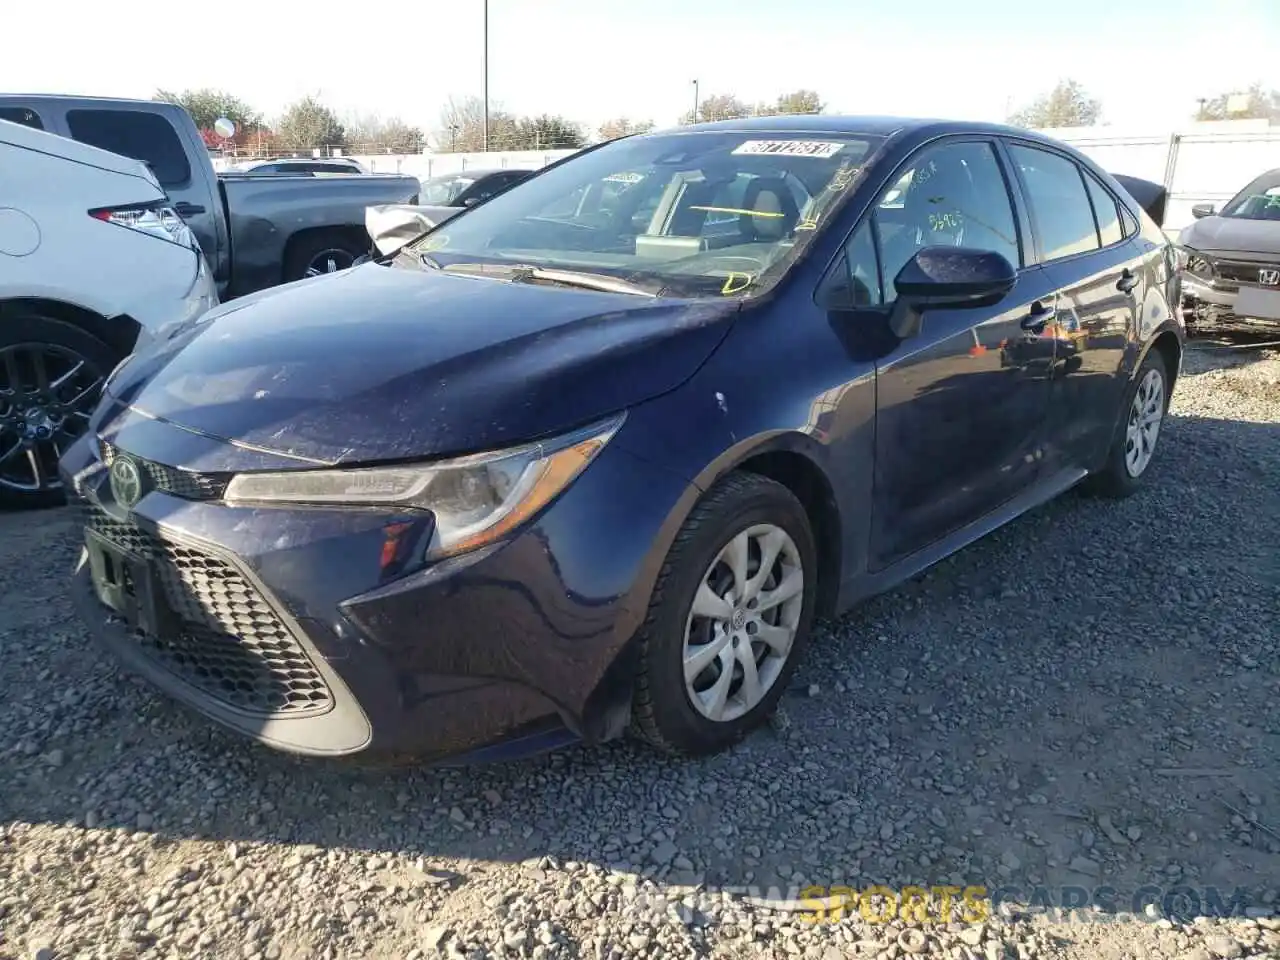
[1003,141,1145,472]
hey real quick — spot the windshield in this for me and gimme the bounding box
[1220,170,1280,221]
[420,174,477,205]
[403,130,884,298]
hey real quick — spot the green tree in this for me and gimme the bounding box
[274,96,346,151]
[1195,83,1280,122]
[153,88,261,135]
[1008,79,1102,129]
[597,117,656,141]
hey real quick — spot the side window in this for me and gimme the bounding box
[1008,144,1099,261]
[65,109,192,188]
[1119,204,1139,238]
[874,140,1020,300]
[818,222,882,309]
[0,106,44,130]
[1082,171,1123,247]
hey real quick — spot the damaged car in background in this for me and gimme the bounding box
[1177,167,1280,334]
[60,117,1183,765]
[366,168,535,255]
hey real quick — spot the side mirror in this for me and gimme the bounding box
[888,246,1017,339]
[1191,203,1215,219]
[461,197,481,208]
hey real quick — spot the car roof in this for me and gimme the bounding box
[660,114,1054,144]
[430,168,532,179]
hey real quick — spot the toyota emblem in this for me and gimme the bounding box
[1259,268,1280,286]
[109,456,144,509]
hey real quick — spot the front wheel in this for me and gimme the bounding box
[630,472,818,756]
[0,312,116,509]
[1082,348,1170,499]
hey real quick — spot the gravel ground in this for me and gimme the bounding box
[2,338,1278,960]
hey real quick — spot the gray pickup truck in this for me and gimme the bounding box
[0,95,420,299]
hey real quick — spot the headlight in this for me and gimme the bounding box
[1179,247,1214,278]
[223,413,625,558]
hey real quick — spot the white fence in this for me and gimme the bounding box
[1037,119,1279,231]
[212,121,1280,233]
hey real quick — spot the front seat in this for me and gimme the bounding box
[738,177,800,244]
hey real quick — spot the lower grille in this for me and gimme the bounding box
[81,504,333,718]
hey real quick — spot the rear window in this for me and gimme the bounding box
[0,106,44,130]
[66,109,192,187]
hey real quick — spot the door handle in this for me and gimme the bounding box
[1021,300,1053,332]
[173,202,205,217]
[1116,268,1139,294]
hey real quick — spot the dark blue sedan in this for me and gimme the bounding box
[60,115,1185,763]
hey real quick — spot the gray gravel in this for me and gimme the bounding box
[2,339,1278,960]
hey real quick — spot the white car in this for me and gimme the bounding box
[0,117,218,508]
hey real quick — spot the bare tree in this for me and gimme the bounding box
[1008,80,1102,129]
[345,112,426,153]
[434,96,519,152]
[597,118,656,142]
[1195,83,1280,122]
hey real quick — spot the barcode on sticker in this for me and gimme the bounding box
[732,140,844,158]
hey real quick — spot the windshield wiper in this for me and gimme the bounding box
[511,266,657,298]
[439,261,655,297]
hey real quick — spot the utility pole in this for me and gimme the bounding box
[691,79,700,124]
[483,0,490,151]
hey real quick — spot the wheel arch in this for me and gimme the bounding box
[580,430,843,743]
[280,225,371,282]
[0,297,137,360]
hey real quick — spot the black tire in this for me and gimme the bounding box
[282,232,368,283]
[1082,348,1170,499]
[0,311,118,510]
[630,472,818,756]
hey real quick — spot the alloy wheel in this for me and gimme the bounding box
[681,523,805,723]
[1124,367,1165,478]
[304,249,357,278]
[0,343,103,494]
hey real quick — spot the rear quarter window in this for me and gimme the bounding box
[66,109,192,188]
[0,106,44,130]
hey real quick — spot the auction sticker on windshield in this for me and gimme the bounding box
[732,140,844,158]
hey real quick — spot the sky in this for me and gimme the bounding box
[4,0,1278,140]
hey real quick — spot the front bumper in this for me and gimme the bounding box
[1181,273,1280,332]
[57,420,693,763]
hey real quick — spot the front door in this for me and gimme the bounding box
[862,138,1058,568]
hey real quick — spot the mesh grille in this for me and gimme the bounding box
[82,504,333,718]
[99,440,228,501]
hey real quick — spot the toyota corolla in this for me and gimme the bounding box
[60,116,1184,763]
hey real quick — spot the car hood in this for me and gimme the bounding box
[1179,216,1280,258]
[106,262,738,465]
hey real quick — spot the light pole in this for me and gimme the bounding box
[483,0,490,152]
[691,79,699,124]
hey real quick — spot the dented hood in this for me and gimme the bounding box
[366,203,465,255]
[105,261,737,464]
